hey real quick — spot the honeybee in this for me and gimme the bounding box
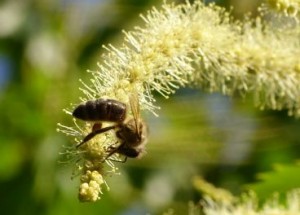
[72,94,148,161]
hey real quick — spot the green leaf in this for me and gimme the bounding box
[246,162,300,201]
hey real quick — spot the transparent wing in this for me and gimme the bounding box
[129,91,140,134]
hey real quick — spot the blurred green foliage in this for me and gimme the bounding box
[247,162,300,201]
[0,0,300,214]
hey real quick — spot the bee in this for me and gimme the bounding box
[72,94,148,161]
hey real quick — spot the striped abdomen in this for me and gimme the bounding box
[72,99,126,122]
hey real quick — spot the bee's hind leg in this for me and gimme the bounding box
[76,125,116,148]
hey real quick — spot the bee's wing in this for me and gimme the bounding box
[129,92,140,133]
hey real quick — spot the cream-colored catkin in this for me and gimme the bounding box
[84,1,300,116]
[58,0,300,202]
[265,0,300,18]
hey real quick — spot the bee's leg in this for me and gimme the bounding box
[103,143,119,162]
[102,143,126,163]
[107,145,139,162]
[92,122,102,132]
[121,156,127,163]
[76,125,116,148]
